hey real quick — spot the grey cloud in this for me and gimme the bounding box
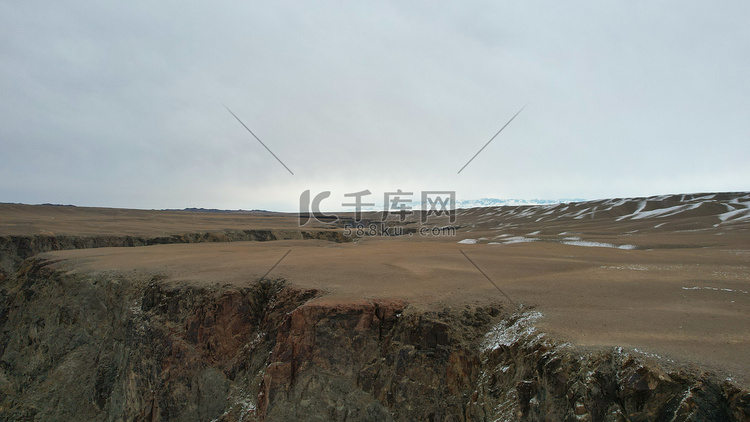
[1,1,748,209]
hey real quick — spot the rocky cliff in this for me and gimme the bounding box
[1,257,748,421]
[0,229,348,281]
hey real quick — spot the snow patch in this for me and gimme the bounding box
[616,200,647,221]
[682,286,748,294]
[718,208,750,223]
[601,265,648,271]
[502,236,538,244]
[481,311,544,352]
[631,204,700,220]
[560,240,637,250]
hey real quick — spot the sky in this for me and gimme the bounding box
[1,1,748,211]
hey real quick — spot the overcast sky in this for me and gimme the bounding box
[2,1,748,211]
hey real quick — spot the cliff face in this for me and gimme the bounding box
[0,257,317,421]
[469,313,750,421]
[1,258,748,421]
[0,229,348,280]
[259,301,494,421]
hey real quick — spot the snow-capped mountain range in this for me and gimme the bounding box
[450,198,585,209]
[356,198,585,211]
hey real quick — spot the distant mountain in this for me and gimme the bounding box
[454,192,750,231]
[357,198,585,211]
[451,198,585,209]
[165,208,272,213]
